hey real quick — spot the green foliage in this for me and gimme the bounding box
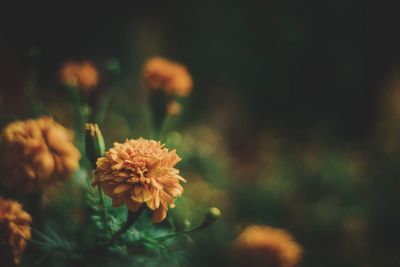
[21,183,193,267]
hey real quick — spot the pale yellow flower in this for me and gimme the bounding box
[143,57,193,97]
[1,116,80,192]
[60,60,99,91]
[93,138,186,223]
[232,225,303,267]
[0,198,32,266]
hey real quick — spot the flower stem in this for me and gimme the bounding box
[155,207,221,241]
[68,86,86,154]
[156,224,205,241]
[24,47,45,117]
[94,90,114,125]
[149,90,168,140]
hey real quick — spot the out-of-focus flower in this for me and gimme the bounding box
[60,61,80,87]
[60,60,99,91]
[167,101,182,116]
[79,61,99,89]
[93,138,186,223]
[0,198,32,266]
[1,116,80,192]
[232,225,302,267]
[143,57,192,97]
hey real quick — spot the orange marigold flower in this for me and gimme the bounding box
[78,61,100,89]
[60,61,80,87]
[143,57,193,97]
[93,138,186,223]
[232,225,303,267]
[60,60,99,91]
[0,198,32,266]
[1,116,80,192]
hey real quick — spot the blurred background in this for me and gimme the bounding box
[1,1,400,266]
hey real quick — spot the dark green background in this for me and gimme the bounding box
[1,1,400,266]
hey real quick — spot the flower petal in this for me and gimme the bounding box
[152,206,167,223]
[113,183,132,194]
[127,200,142,212]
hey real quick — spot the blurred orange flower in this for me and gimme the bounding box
[60,60,99,91]
[93,138,186,223]
[232,225,303,267]
[167,101,182,116]
[0,198,32,266]
[1,116,80,192]
[143,57,193,97]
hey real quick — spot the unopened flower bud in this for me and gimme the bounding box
[167,101,182,117]
[85,123,105,167]
[201,207,221,228]
[184,219,192,230]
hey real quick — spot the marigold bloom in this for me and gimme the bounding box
[93,138,186,223]
[78,61,99,89]
[1,116,80,192]
[60,61,80,87]
[60,60,99,91]
[0,198,32,266]
[143,57,193,97]
[232,225,302,267]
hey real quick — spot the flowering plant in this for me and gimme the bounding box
[0,55,302,267]
[0,57,222,267]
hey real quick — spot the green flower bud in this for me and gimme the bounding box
[85,123,105,167]
[200,207,221,228]
[184,219,192,230]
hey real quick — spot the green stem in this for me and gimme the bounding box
[158,114,171,141]
[95,90,114,125]
[151,126,161,140]
[68,87,87,159]
[149,90,168,140]
[156,224,205,241]
[25,68,45,117]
